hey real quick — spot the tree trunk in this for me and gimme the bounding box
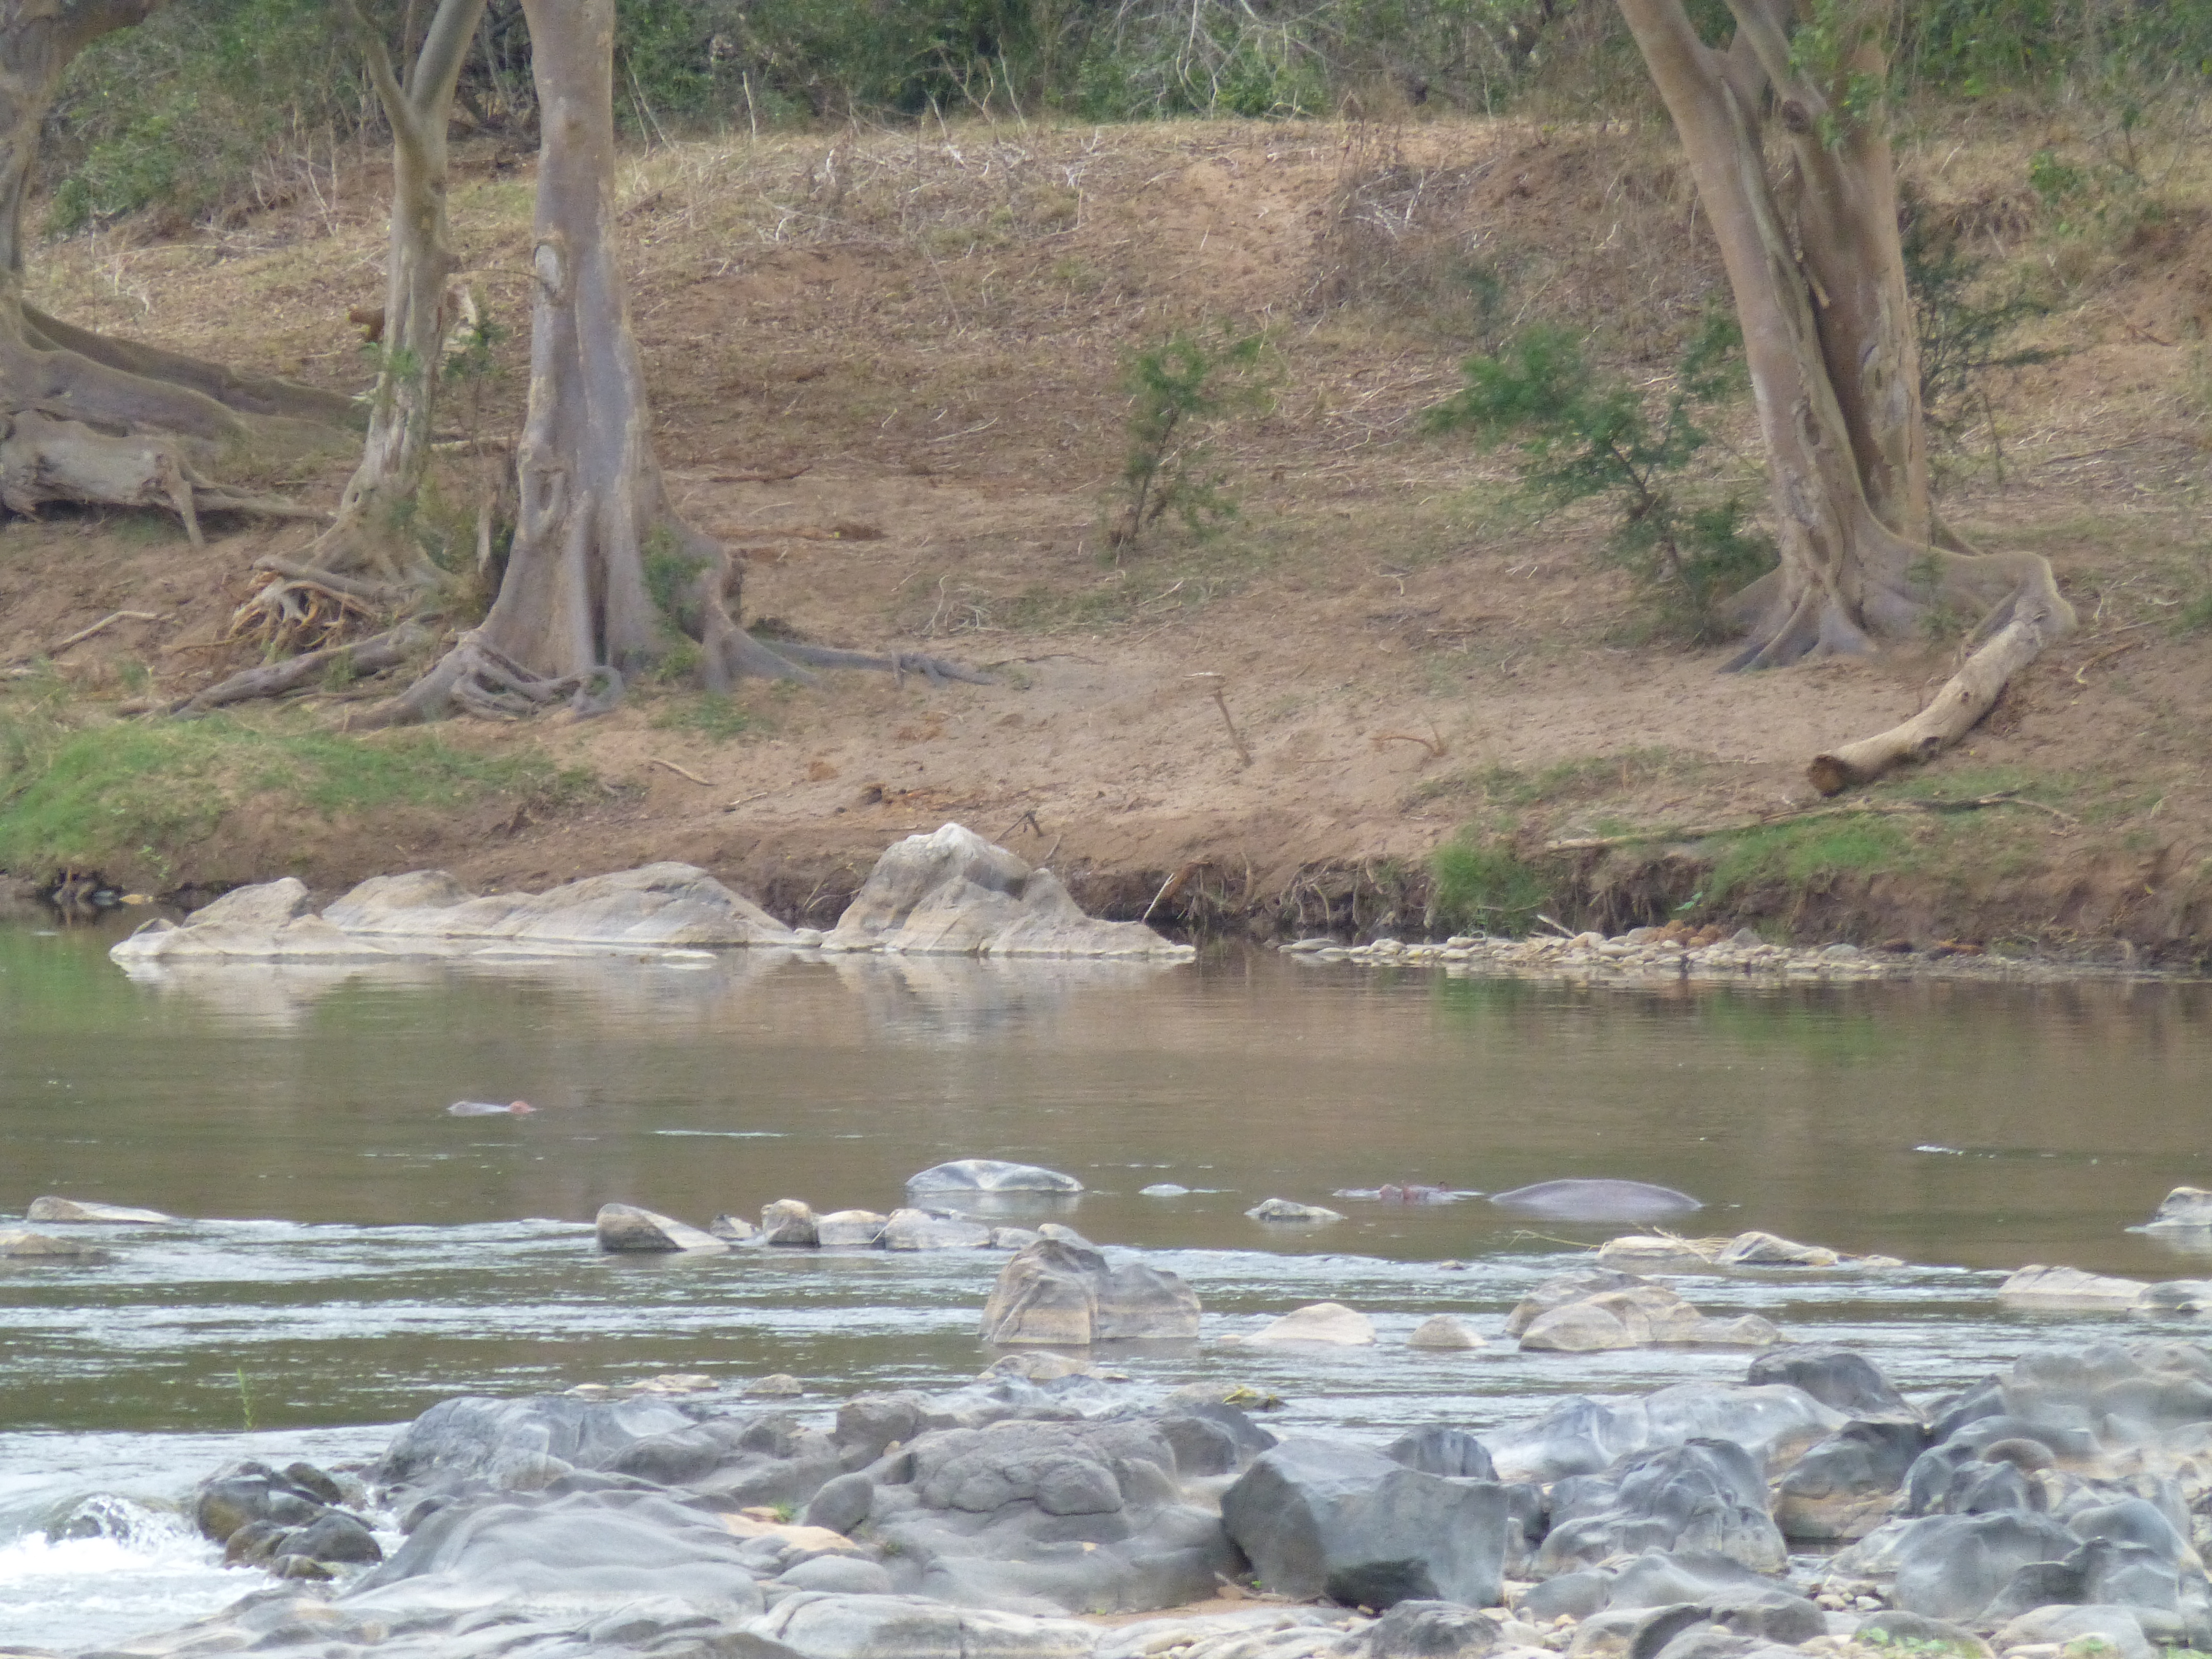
[0,0,352,544]
[1615,0,2074,791]
[311,0,490,581]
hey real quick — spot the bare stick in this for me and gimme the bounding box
[647,756,710,786]
[50,610,162,653]
[1142,861,1203,924]
[1190,673,1252,766]
[1370,720,1448,758]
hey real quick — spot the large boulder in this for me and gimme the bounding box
[25,1195,174,1223]
[324,862,795,949]
[1535,1439,1787,1575]
[1745,1346,1918,1421]
[1999,1265,2154,1308]
[1518,1548,1780,1623]
[979,1240,1200,1345]
[1221,1437,1511,1609]
[907,1160,1083,1196]
[860,1417,1238,1613]
[596,1203,729,1253]
[1486,1382,1846,1484]
[0,1228,111,1260]
[111,877,357,962]
[824,823,1192,958]
[1488,1181,1702,1222]
[1773,1417,1928,1540]
[881,1208,994,1249]
[1246,1303,1377,1345]
[1516,1283,1779,1353]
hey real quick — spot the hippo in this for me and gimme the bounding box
[1488,1179,1702,1221]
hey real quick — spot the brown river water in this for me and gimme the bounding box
[2,919,2209,1647]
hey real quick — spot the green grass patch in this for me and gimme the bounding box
[648,692,759,741]
[1699,814,1918,911]
[1430,837,1558,935]
[0,708,591,882]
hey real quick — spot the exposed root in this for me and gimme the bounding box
[170,625,429,717]
[225,578,380,655]
[347,631,621,729]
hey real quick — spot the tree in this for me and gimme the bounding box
[1614,0,2074,794]
[0,0,351,542]
[358,0,982,725]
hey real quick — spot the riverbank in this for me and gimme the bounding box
[2,117,2208,958]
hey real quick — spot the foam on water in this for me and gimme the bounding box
[0,1501,241,1652]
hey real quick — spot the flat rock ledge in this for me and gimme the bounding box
[110,824,1188,967]
[85,1336,2212,1659]
[1285,928,2122,985]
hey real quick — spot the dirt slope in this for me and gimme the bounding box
[4,116,2210,952]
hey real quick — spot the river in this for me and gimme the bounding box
[4,920,2210,1650]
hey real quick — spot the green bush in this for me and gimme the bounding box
[1431,837,1554,934]
[1426,313,1775,644]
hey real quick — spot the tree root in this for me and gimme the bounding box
[345,631,621,728]
[169,625,429,717]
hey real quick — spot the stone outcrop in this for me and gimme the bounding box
[1485,1379,1847,1483]
[823,823,1193,958]
[112,863,795,963]
[2139,1187,2212,1230]
[1535,1439,1788,1575]
[979,1239,1201,1344]
[194,1460,382,1580]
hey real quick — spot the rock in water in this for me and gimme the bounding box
[906,1158,1083,1196]
[1997,1264,2152,1307]
[1246,1303,1376,1345]
[823,821,1194,957]
[980,1239,1200,1344]
[1488,1180,1703,1222]
[593,1203,728,1253]
[815,1209,888,1247]
[880,1208,994,1249]
[2142,1187,2212,1230]
[0,1229,112,1261]
[759,1199,821,1246]
[25,1195,173,1223]
[1245,1198,1346,1223]
[445,1100,535,1117]
[1221,1437,1510,1608]
[1408,1316,1485,1351]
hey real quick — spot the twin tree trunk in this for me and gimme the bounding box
[1618,0,2074,792]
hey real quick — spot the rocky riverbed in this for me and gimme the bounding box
[63,1331,2212,1659]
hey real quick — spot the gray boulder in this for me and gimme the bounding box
[1505,1270,1647,1337]
[1410,1316,1485,1351]
[25,1195,174,1223]
[861,1417,1238,1614]
[1247,1198,1347,1223]
[1518,1549,1779,1624]
[824,823,1192,958]
[1517,1283,1778,1352]
[1488,1181,1701,1222]
[0,1228,111,1260]
[882,1208,995,1249]
[1365,1601,1503,1658]
[1486,1382,1846,1485]
[1386,1428,1497,1480]
[1247,1303,1376,1345]
[1221,1437,1509,1609]
[597,1202,729,1252]
[761,1200,822,1246]
[980,1239,1200,1345]
[1745,1345,1917,1421]
[1773,1417,1927,1540]
[908,1160,1084,1196]
[1855,1511,2085,1621]
[325,862,796,949]
[1851,1610,1992,1657]
[817,1209,889,1247]
[1536,1439,1786,1576]
[2142,1188,2212,1231]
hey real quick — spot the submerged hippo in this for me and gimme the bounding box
[1489,1178,1701,1222]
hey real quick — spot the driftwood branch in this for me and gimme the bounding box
[50,609,161,653]
[1544,790,2075,853]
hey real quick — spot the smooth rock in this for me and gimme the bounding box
[1367,1601,1503,1658]
[825,823,1192,958]
[1995,1606,2158,1659]
[881,1208,994,1250]
[1222,1437,1510,1609]
[979,1239,1201,1345]
[761,1200,822,1246]
[816,1209,889,1247]
[1246,1198,1346,1223]
[326,862,797,948]
[906,1159,1084,1196]
[1774,1417,1929,1541]
[1247,1303,1377,1345]
[2142,1188,2212,1231]
[1746,1346,1918,1421]
[595,1203,729,1253]
[1490,1181,1703,1223]
[1999,1266,2153,1308]
[1852,1610,1992,1658]
[24,1195,174,1224]
[1410,1316,1486,1351]
[1536,1438,1786,1575]
[712,1213,761,1241]
[750,1591,1097,1659]
[1713,1231,1840,1267]
[1597,1237,1716,1270]
[1486,1381,1847,1484]
[1386,1428,1497,1480]
[1505,1270,1648,1337]
[0,1228,112,1260]
[1141,1183,1192,1197]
